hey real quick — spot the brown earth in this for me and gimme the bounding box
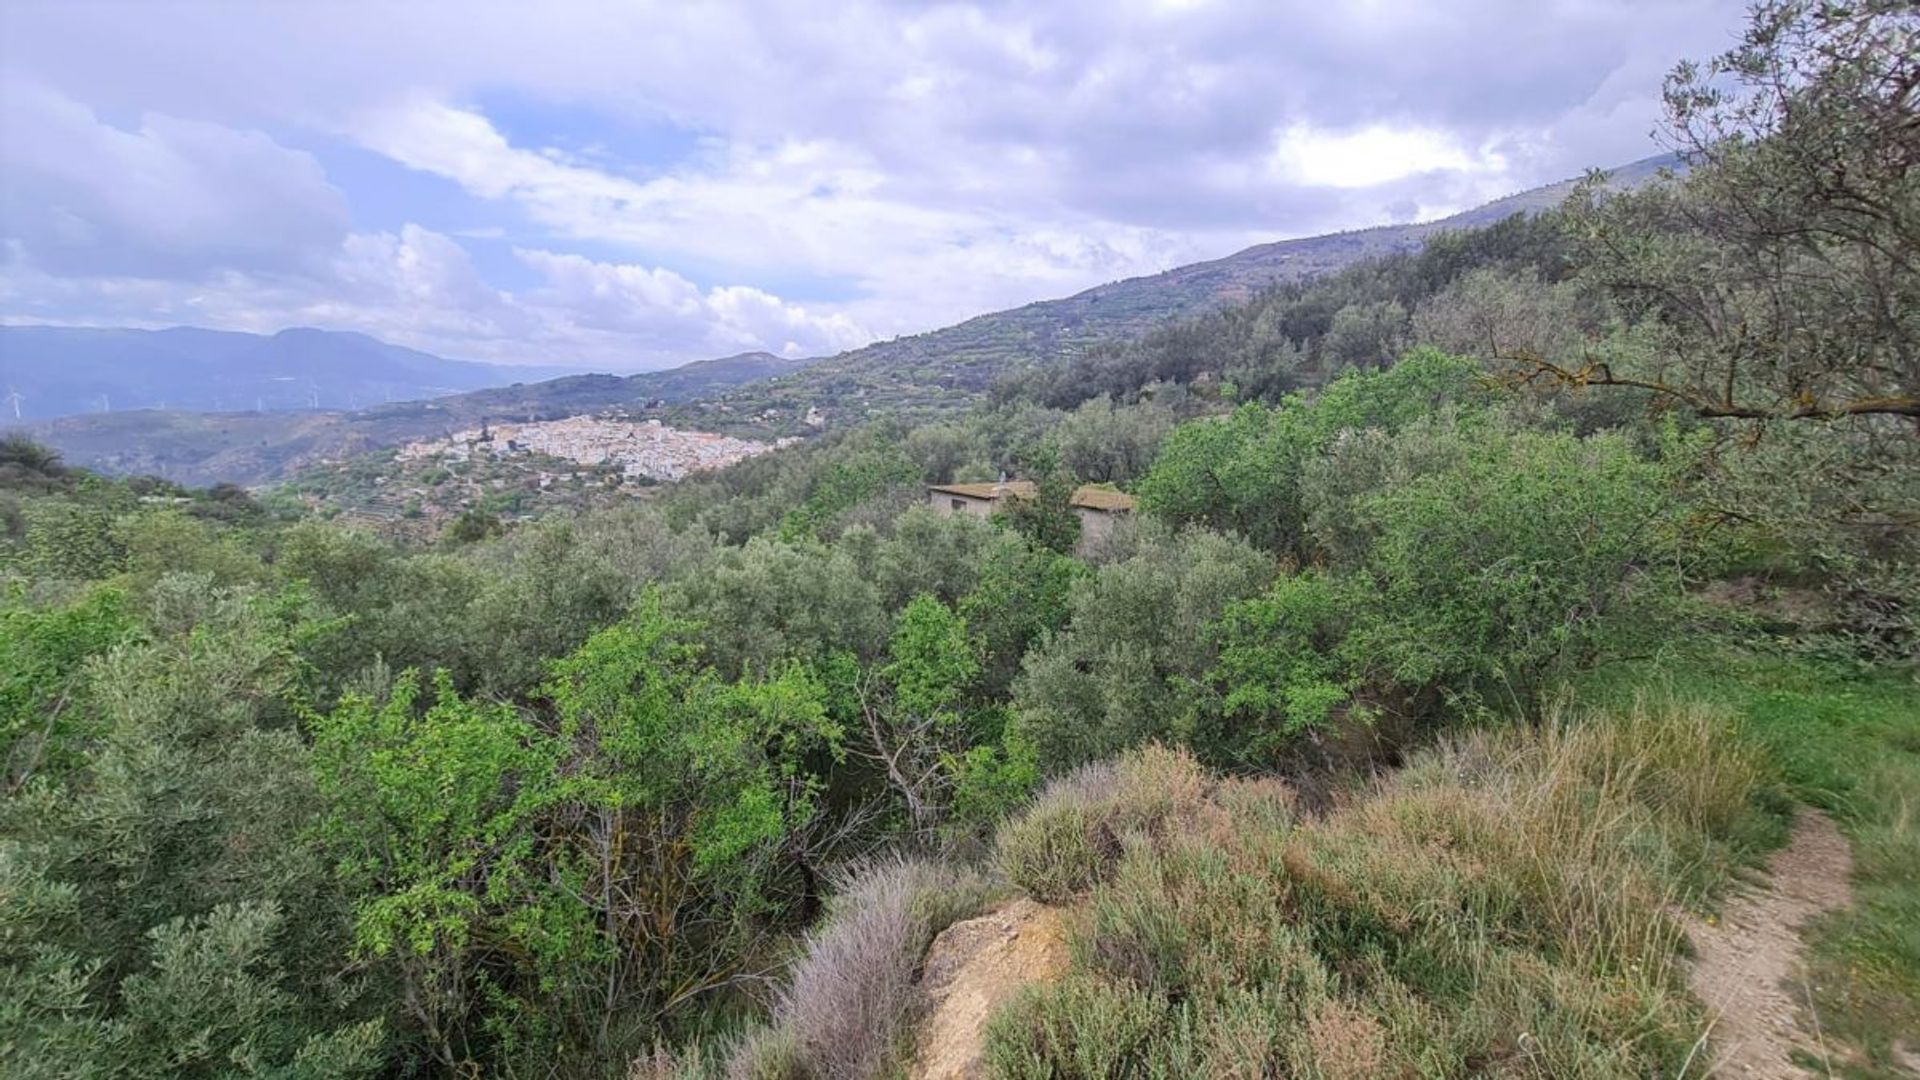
[909,898,1071,1080]
[1687,811,1855,1078]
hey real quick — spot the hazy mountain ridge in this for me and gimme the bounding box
[12,350,816,486]
[0,325,585,420]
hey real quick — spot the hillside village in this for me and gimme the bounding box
[397,414,797,482]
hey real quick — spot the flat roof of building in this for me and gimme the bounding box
[928,481,1135,512]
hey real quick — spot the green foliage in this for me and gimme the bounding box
[664,536,887,679]
[885,594,979,720]
[1345,425,1691,711]
[443,507,503,544]
[995,447,1081,556]
[1136,349,1486,557]
[1201,570,1365,755]
[311,596,840,1068]
[777,447,917,542]
[872,507,1000,610]
[20,498,129,580]
[0,578,367,1078]
[0,20,1909,1071]
[1052,397,1173,486]
[1010,527,1272,771]
[0,585,134,786]
[959,532,1085,700]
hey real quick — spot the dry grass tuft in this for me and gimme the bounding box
[723,855,992,1080]
[1301,999,1388,1080]
[996,744,1216,903]
[982,695,1780,1078]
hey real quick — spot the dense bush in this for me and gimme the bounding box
[1009,527,1272,771]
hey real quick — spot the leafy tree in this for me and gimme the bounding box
[1200,421,1697,763]
[1054,397,1173,485]
[0,586,133,789]
[1525,0,1918,423]
[1,577,370,1078]
[1509,0,1920,648]
[777,447,918,542]
[1011,528,1273,772]
[996,447,1081,555]
[311,597,840,1069]
[663,536,887,678]
[959,532,1086,700]
[442,508,502,545]
[872,506,999,610]
[1321,298,1409,370]
[1136,349,1486,557]
[852,594,983,832]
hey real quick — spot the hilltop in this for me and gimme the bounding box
[667,154,1680,422]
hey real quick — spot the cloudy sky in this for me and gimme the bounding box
[0,0,1744,371]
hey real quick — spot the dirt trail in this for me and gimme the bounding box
[910,898,1070,1080]
[1687,811,1854,1078]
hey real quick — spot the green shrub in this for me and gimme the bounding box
[982,974,1163,1080]
[996,747,1211,903]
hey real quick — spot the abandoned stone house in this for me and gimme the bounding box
[925,480,1136,553]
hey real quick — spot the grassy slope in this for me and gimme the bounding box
[983,707,1779,1079]
[663,649,1913,1080]
[1582,653,1920,1079]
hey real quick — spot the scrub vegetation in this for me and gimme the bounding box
[0,4,1912,1077]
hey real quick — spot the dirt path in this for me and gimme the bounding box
[910,898,1070,1080]
[1687,811,1854,1078]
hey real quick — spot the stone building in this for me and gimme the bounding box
[925,480,1136,553]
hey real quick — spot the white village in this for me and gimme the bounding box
[397,414,796,482]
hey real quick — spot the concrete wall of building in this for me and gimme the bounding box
[928,489,1128,555]
[1074,506,1119,551]
[927,490,999,519]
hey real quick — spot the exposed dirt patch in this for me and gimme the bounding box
[1687,811,1854,1078]
[910,898,1071,1080]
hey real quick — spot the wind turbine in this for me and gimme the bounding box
[3,387,22,420]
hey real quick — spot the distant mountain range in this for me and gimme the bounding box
[11,155,1678,486]
[681,154,1679,411]
[10,350,816,486]
[0,325,582,420]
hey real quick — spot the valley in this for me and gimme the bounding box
[3,156,1676,490]
[1,4,1912,1079]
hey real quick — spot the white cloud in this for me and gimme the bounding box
[1,220,873,370]
[1271,125,1504,189]
[0,79,350,278]
[515,248,871,360]
[0,0,1755,371]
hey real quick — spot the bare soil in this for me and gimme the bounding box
[1687,811,1855,1078]
[909,898,1071,1080]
